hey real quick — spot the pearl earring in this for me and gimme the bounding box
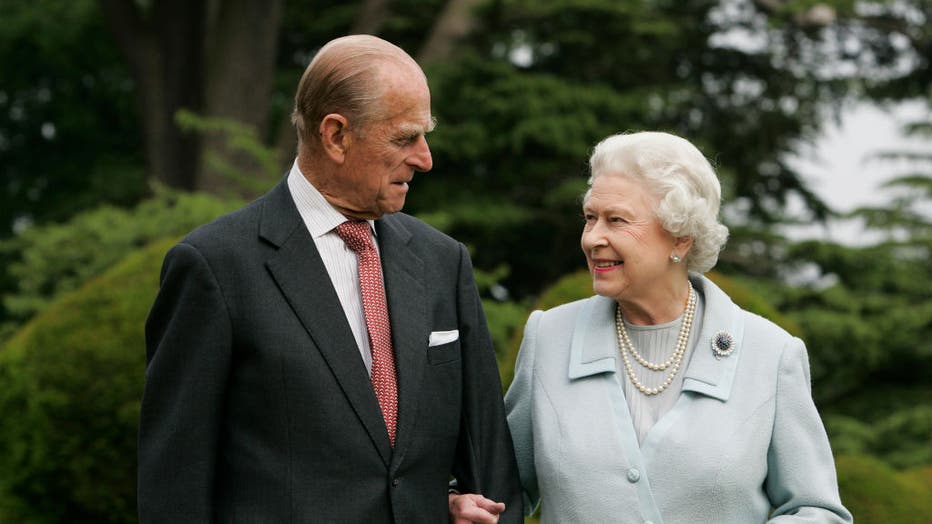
[670,253,682,264]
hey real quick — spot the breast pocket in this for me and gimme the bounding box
[427,341,460,365]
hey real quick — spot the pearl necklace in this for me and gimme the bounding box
[615,284,696,396]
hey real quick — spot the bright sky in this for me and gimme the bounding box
[784,100,930,245]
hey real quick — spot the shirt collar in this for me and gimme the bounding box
[287,160,376,237]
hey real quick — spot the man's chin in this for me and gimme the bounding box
[378,198,407,216]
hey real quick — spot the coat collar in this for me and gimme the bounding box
[258,177,304,248]
[567,274,745,402]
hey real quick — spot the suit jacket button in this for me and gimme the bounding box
[392,478,400,487]
[626,468,641,483]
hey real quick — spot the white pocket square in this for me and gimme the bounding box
[428,330,459,347]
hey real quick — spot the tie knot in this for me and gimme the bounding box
[336,220,374,254]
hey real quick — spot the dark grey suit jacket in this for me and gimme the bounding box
[139,179,522,522]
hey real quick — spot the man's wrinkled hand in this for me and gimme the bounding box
[448,492,506,524]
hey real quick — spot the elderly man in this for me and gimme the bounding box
[139,35,521,523]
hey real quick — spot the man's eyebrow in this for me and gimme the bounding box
[399,117,436,137]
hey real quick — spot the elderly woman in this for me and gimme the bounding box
[450,131,852,523]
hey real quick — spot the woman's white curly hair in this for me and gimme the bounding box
[585,131,729,273]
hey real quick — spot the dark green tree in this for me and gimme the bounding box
[725,113,931,470]
[0,0,145,237]
[409,0,931,297]
[99,0,284,193]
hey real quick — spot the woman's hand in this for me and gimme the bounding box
[448,492,506,523]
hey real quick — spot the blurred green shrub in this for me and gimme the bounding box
[484,298,532,368]
[532,270,593,313]
[175,109,281,196]
[826,403,932,469]
[472,264,532,378]
[0,238,176,523]
[836,455,932,523]
[0,190,241,340]
[766,241,932,407]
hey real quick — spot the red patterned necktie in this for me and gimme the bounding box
[335,220,398,446]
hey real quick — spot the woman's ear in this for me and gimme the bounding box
[319,113,351,163]
[674,235,694,256]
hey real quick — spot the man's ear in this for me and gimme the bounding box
[319,113,351,163]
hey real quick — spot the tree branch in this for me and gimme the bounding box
[416,0,483,66]
[350,0,391,35]
[99,0,152,72]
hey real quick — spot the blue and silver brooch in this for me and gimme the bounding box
[711,330,736,359]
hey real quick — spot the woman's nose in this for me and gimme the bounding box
[581,221,607,250]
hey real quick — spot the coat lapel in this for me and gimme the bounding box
[375,215,428,464]
[566,295,666,524]
[260,180,393,465]
[567,295,618,380]
[680,274,745,402]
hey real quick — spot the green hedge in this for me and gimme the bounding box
[0,190,240,340]
[826,402,932,469]
[0,238,176,523]
[836,455,932,523]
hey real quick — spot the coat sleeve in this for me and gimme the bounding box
[504,310,542,516]
[450,242,524,523]
[138,241,233,523]
[765,338,853,523]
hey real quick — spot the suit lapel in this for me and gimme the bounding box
[376,215,428,463]
[260,180,393,465]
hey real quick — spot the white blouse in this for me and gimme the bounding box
[617,294,705,443]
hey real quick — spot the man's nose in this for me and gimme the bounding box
[409,136,433,172]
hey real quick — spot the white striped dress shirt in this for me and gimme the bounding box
[287,161,379,374]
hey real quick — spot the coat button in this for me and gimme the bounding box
[392,478,400,487]
[626,468,640,483]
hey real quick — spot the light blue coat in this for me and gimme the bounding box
[505,274,852,523]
